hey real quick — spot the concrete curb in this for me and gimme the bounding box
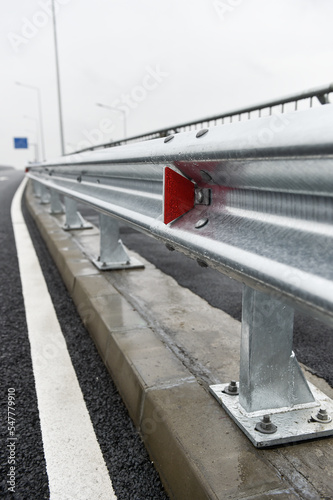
[25,182,333,500]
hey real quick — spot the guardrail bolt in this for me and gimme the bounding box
[164,135,174,143]
[196,128,209,138]
[255,414,277,434]
[200,170,213,182]
[165,243,175,251]
[312,408,332,423]
[196,190,204,203]
[195,218,208,229]
[195,188,211,206]
[223,380,239,395]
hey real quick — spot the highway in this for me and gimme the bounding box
[0,167,168,499]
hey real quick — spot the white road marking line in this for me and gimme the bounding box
[11,179,117,500]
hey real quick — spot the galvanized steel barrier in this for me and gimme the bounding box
[26,100,333,447]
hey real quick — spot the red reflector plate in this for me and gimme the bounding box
[163,167,195,224]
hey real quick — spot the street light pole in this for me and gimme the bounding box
[25,129,39,162]
[51,0,65,155]
[30,143,39,163]
[16,82,45,160]
[23,115,40,162]
[96,102,127,139]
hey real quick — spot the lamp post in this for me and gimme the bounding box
[29,143,39,163]
[25,129,39,163]
[24,115,40,162]
[96,102,127,139]
[51,0,65,155]
[16,82,45,160]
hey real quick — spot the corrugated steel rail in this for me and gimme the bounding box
[26,98,333,447]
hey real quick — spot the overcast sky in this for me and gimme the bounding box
[1,0,333,169]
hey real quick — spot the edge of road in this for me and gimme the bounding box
[25,180,333,500]
[13,181,117,499]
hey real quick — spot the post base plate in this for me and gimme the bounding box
[209,381,333,447]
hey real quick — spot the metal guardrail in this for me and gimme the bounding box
[74,83,333,154]
[26,102,333,447]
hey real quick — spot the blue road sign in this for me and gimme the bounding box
[14,137,28,149]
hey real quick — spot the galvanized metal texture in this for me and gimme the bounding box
[239,285,314,413]
[92,214,144,271]
[62,197,93,231]
[209,382,333,448]
[27,105,333,327]
[50,189,64,215]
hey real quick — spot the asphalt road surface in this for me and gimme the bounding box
[0,168,168,500]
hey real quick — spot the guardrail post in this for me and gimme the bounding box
[239,285,314,412]
[62,197,92,231]
[50,190,64,214]
[33,180,42,198]
[210,285,333,446]
[40,184,51,205]
[93,214,144,270]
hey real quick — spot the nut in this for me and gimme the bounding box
[311,408,332,424]
[223,380,239,396]
[255,415,277,434]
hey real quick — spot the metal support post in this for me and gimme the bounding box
[239,286,314,412]
[50,190,64,214]
[93,214,143,270]
[33,180,42,198]
[40,184,51,205]
[210,285,333,447]
[62,197,92,231]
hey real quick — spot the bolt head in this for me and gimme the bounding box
[255,414,277,434]
[316,408,331,422]
[228,381,238,393]
[311,407,332,423]
[164,135,174,143]
[196,128,209,138]
[196,190,204,203]
[195,218,208,229]
[200,170,213,183]
[223,380,239,396]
